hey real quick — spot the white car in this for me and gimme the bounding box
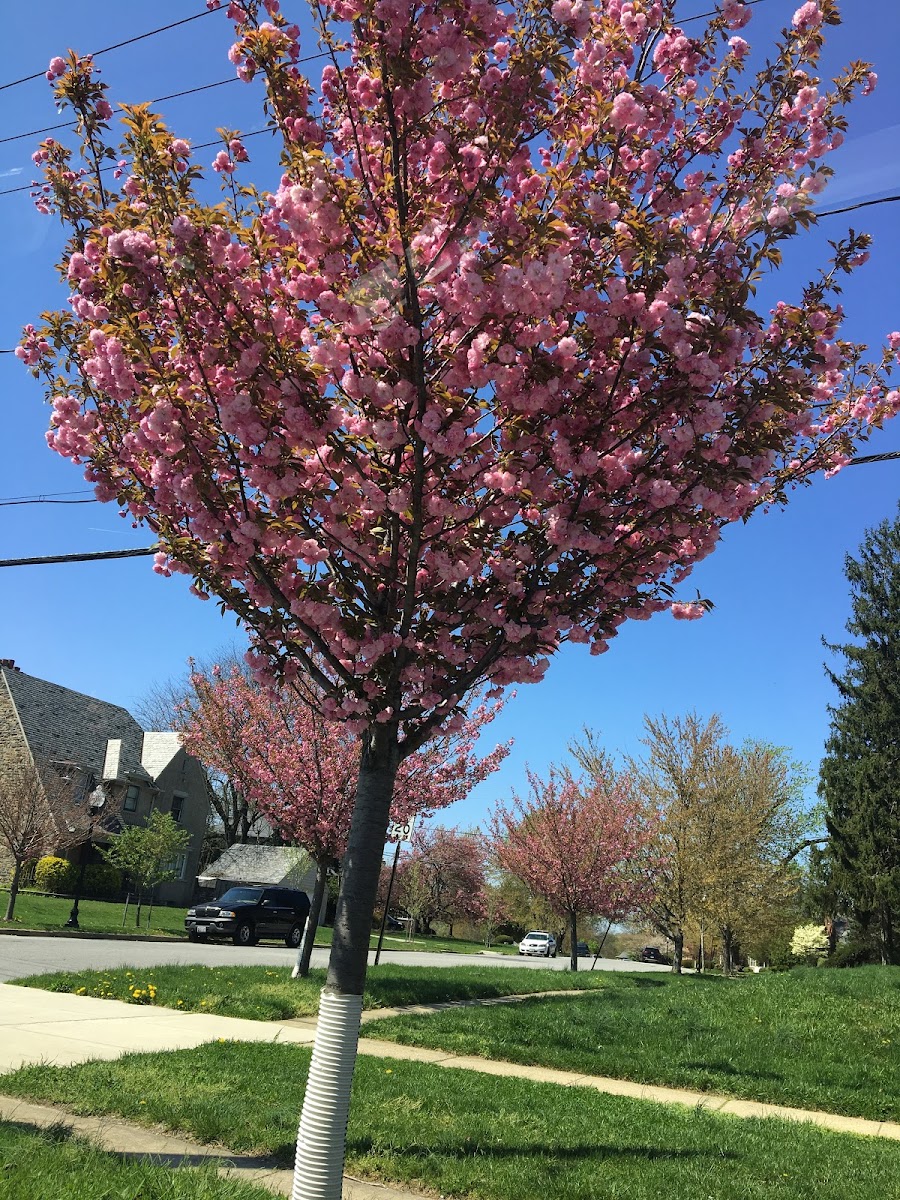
[518,931,557,958]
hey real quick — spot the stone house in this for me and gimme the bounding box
[0,659,209,906]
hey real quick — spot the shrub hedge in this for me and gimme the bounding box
[33,856,122,898]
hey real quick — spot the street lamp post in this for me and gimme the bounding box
[64,786,107,930]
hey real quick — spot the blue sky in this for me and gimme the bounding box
[1,1,899,831]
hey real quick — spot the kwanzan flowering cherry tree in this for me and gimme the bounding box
[491,765,656,969]
[392,823,488,936]
[19,0,900,1192]
[178,663,507,974]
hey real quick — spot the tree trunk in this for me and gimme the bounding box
[134,886,143,928]
[881,905,897,965]
[294,857,329,979]
[569,910,578,971]
[825,916,837,956]
[4,859,22,921]
[721,926,735,975]
[291,726,399,1200]
[672,929,684,974]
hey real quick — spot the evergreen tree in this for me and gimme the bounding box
[820,512,900,965]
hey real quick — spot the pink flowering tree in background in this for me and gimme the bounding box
[178,663,508,975]
[491,765,657,970]
[18,0,900,1191]
[393,824,488,936]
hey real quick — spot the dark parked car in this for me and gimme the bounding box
[185,886,310,947]
[639,945,670,964]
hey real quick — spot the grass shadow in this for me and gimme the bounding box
[347,1136,737,1165]
[681,1060,786,1083]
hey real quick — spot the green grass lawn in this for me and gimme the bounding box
[0,1120,275,1200]
[1,890,189,937]
[2,1042,898,1200]
[13,963,600,1020]
[370,966,900,1123]
[1,889,509,954]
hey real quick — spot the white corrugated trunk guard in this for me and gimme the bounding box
[292,989,364,1200]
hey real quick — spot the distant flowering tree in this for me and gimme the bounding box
[394,824,488,936]
[491,765,657,970]
[178,664,508,974]
[20,0,900,1191]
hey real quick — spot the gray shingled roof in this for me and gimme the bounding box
[0,665,150,782]
[199,844,312,886]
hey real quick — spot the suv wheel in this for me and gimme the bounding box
[233,921,256,947]
[285,923,303,949]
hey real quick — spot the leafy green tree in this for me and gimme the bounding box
[102,811,190,927]
[820,512,900,964]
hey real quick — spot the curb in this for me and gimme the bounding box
[0,927,515,954]
[0,928,186,943]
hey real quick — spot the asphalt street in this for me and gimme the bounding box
[0,935,668,981]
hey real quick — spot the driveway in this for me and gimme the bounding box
[0,934,669,981]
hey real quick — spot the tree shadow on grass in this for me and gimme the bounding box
[1,1117,289,1171]
[1,1118,77,1144]
[680,1060,785,1083]
[347,1137,737,1165]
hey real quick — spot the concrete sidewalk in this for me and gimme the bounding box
[2,982,899,1145]
[0,1093,423,1200]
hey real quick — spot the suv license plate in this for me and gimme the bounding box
[196,925,207,933]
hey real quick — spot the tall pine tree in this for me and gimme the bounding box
[820,512,900,964]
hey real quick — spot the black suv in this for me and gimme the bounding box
[639,946,670,965]
[185,886,310,947]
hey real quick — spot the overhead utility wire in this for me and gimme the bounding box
[7,439,900,568]
[847,450,900,466]
[0,9,220,94]
[0,77,240,146]
[0,497,95,507]
[681,0,764,23]
[0,546,158,568]
[0,489,93,501]
[0,47,331,200]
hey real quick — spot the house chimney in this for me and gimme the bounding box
[0,659,18,671]
[103,739,123,781]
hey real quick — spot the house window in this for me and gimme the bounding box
[165,852,189,880]
[123,784,140,812]
[171,793,186,823]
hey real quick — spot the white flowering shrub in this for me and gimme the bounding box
[790,923,830,960]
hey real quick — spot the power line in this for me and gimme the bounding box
[0,489,93,501]
[816,194,900,218]
[0,125,276,199]
[0,497,96,507]
[681,0,764,24]
[0,77,240,147]
[0,9,221,94]
[847,450,900,466]
[0,546,158,568]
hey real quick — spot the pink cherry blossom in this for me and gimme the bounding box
[21,8,900,1185]
[793,2,823,31]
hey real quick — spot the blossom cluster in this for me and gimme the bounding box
[22,0,898,741]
